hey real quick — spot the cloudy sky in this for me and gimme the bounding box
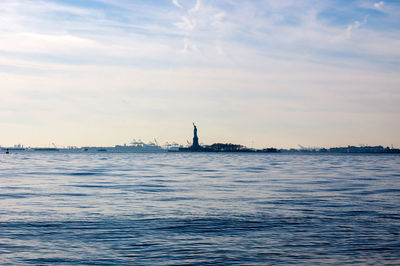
[0,0,399,148]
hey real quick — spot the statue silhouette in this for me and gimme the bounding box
[192,122,199,148]
[193,123,197,137]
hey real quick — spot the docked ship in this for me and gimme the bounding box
[81,140,165,153]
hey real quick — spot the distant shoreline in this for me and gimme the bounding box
[1,145,399,154]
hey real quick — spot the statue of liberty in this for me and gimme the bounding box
[192,122,199,148]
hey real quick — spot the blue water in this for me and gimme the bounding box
[1,153,399,265]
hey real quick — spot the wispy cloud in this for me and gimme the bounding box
[172,0,182,9]
[346,15,369,39]
[190,0,201,12]
[374,1,384,9]
[0,0,400,147]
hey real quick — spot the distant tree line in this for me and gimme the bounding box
[280,145,400,154]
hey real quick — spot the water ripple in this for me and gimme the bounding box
[0,153,399,264]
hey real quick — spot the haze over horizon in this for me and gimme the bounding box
[1,0,399,149]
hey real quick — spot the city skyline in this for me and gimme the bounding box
[1,0,399,148]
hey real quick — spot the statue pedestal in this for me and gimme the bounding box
[192,136,199,148]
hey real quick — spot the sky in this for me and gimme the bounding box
[0,0,399,148]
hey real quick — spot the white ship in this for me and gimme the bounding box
[81,139,165,153]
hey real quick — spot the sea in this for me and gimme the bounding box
[0,152,399,265]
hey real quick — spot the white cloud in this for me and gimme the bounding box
[190,0,201,13]
[214,12,226,21]
[346,16,369,39]
[374,1,384,9]
[173,1,229,54]
[172,0,182,9]
[175,15,196,32]
[0,32,99,54]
